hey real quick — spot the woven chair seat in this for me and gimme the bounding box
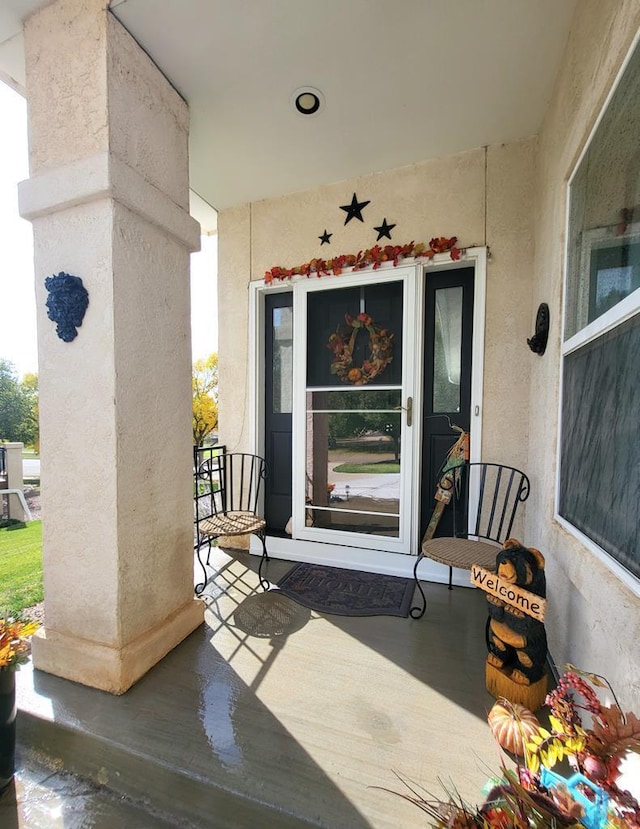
[411,461,529,619]
[199,511,266,537]
[421,536,500,571]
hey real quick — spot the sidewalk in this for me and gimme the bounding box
[23,487,41,520]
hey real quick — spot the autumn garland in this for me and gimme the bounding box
[264,236,461,283]
[328,312,393,385]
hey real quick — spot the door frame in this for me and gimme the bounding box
[248,247,486,581]
[292,265,416,555]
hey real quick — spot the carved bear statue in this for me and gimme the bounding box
[486,539,547,685]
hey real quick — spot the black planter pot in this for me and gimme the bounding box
[0,669,17,792]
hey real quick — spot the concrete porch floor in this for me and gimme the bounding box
[7,548,506,828]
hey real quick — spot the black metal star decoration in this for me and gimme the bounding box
[319,229,332,245]
[374,218,396,241]
[340,193,370,225]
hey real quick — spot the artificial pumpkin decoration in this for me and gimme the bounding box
[487,698,541,756]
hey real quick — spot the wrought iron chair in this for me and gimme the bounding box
[411,462,530,619]
[194,452,269,595]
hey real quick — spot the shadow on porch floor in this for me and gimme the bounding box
[10,548,504,828]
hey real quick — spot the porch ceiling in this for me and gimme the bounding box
[0,0,577,219]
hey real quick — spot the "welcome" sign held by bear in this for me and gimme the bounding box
[471,565,547,622]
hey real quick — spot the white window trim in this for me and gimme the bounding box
[569,222,640,342]
[555,28,640,597]
[563,289,640,356]
[554,515,640,598]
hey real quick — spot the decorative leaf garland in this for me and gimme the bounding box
[264,236,461,283]
[328,312,394,385]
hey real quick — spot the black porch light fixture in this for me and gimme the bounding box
[527,303,550,355]
[291,86,325,116]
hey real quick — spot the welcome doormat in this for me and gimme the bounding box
[277,562,415,617]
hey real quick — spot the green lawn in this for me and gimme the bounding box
[0,520,43,613]
[333,461,400,474]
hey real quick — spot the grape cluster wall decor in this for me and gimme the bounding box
[44,272,89,342]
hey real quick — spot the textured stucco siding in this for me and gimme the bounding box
[527,0,640,710]
[219,141,537,475]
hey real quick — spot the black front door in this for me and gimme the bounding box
[264,292,293,532]
[420,267,474,538]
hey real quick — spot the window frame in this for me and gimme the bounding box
[571,223,640,340]
[555,32,640,597]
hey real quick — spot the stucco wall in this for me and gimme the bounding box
[528,0,640,710]
[219,141,537,475]
[484,140,538,463]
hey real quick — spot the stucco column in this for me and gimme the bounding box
[18,0,203,693]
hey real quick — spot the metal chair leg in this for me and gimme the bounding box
[206,536,215,565]
[195,540,211,595]
[448,566,453,590]
[410,554,427,619]
[257,531,270,591]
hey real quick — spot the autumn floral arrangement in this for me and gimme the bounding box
[327,312,394,385]
[0,615,38,672]
[264,236,461,283]
[389,666,640,829]
[521,668,640,824]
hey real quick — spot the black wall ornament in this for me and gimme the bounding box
[527,303,550,355]
[339,193,370,224]
[373,218,396,241]
[45,272,89,343]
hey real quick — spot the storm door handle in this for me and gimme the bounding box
[394,397,413,427]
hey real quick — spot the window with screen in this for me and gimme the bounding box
[559,37,640,581]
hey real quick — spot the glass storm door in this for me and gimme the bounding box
[292,270,415,554]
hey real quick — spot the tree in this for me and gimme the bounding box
[192,353,219,447]
[21,373,39,451]
[0,359,37,446]
[327,390,401,461]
